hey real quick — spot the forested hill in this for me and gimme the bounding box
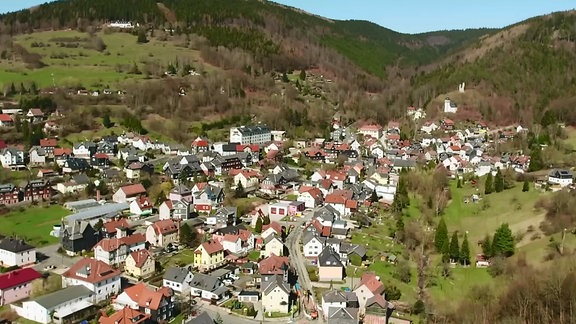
[0,0,494,80]
[409,10,576,126]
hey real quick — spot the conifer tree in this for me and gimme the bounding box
[494,169,504,192]
[481,234,493,258]
[255,217,263,233]
[449,231,460,263]
[460,232,471,266]
[492,223,515,257]
[485,173,494,194]
[522,179,530,192]
[434,218,448,252]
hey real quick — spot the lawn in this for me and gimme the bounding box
[162,249,195,267]
[427,267,497,309]
[1,30,207,88]
[0,206,70,247]
[247,250,261,262]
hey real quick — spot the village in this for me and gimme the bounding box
[0,91,572,324]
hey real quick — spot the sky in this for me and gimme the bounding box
[1,0,575,34]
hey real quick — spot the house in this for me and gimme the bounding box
[12,285,94,324]
[28,146,46,165]
[261,234,285,258]
[317,246,345,282]
[26,108,44,122]
[91,153,111,168]
[0,147,25,169]
[261,274,291,314]
[297,187,324,209]
[23,179,51,201]
[93,234,146,265]
[56,173,90,194]
[325,191,357,217]
[124,162,154,180]
[238,290,260,303]
[327,307,359,324]
[113,282,175,323]
[102,218,132,238]
[302,232,325,260]
[98,307,150,324]
[353,272,385,310]
[221,234,243,254]
[191,137,210,154]
[0,268,42,306]
[0,184,20,205]
[113,184,147,203]
[230,125,272,145]
[159,199,193,221]
[60,221,101,256]
[124,249,155,279]
[444,97,458,113]
[0,237,36,267]
[258,254,292,278]
[193,185,224,212]
[0,114,14,127]
[73,141,96,159]
[146,219,179,248]
[475,254,490,268]
[261,221,283,241]
[62,157,90,173]
[232,169,261,192]
[322,289,359,319]
[62,257,122,303]
[193,240,225,271]
[163,267,194,295]
[189,273,228,301]
[129,197,154,216]
[357,124,383,139]
[548,169,573,187]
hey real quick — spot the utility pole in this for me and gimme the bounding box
[561,228,567,255]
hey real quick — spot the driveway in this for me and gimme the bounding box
[34,244,81,272]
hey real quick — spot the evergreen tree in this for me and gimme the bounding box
[395,216,405,242]
[263,215,271,225]
[9,83,16,96]
[180,223,198,247]
[481,234,493,258]
[449,231,460,263]
[456,177,462,188]
[370,190,379,204]
[492,223,515,257]
[528,147,543,172]
[281,72,289,83]
[484,173,494,194]
[235,181,246,198]
[460,232,471,266]
[102,114,112,128]
[137,29,148,43]
[392,173,409,214]
[522,179,530,192]
[434,218,448,252]
[255,217,263,233]
[299,69,306,81]
[441,237,450,263]
[494,169,504,192]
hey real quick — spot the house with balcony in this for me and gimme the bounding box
[61,257,122,303]
[113,282,175,323]
[0,184,20,205]
[0,147,26,170]
[193,240,225,271]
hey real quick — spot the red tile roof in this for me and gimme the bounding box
[120,184,146,197]
[151,219,178,235]
[0,114,12,122]
[28,108,43,117]
[103,219,131,234]
[128,249,153,268]
[63,257,121,284]
[345,200,358,209]
[223,234,240,243]
[262,221,282,235]
[192,139,208,147]
[122,282,172,311]
[135,197,153,210]
[359,124,383,131]
[196,239,223,255]
[94,234,146,252]
[53,148,72,156]
[94,153,109,159]
[0,268,42,290]
[99,306,150,324]
[259,254,290,274]
[39,138,58,147]
[356,272,384,295]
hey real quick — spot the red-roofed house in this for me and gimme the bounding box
[325,190,357,216]
[62,257,122,302]
[259,254,293,277]
[0,114,13,127]
[124,249,155,279]
[221,234,242,254]
[113,184,147,203]
[129,196,154,216]
[103,219,132,238]
[39,138,58,157]
[113,282,175,322]
[261,221,283,240]
[146,219,178,248]
[357,124,383,139]
[354,272,385,310]
[297,187,324,209]
[233,169,261,192]
[99,307,150,324]
[0,268,42,305]
[193,239,224,271]
[93,234,146,265]
[191,137,209,153]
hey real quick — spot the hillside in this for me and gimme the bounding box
[0,0,493,80]
[411,11,576,126]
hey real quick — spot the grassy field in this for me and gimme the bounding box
[162,249,195,267]
[0,30,205,88]
[0,206,70,247]
[562,126,576,151]
[443,179,547,257]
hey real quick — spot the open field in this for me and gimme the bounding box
[0,205,70,247]
[0,30,205,88]
[161,249,195,268]
[443,179,547,257]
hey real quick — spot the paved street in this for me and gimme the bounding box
[34,244,81,272]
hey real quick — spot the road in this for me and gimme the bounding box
[285,209,324,323]
[34,244,81,272]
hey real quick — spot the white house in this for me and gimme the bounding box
[163,267,193,295]
[129,197,154,216]
[222,234,243,254]
[261,274,290,313]
[61,258,122,303]
[93,234,146,266]
[28,147,46,165]
[0,148,25,169]
[12,285,93,324]
[261,235,284,258]
[0,238,36,267]
[73,142,95,159]
[297,187,323,209]
[302,233,324,260]
[112,184,147,203]
[357,124,383,139]
[548,169,573,187]
[229,125,272,145]
[444,97,458,114]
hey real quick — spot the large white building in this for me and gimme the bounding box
[0,238,36,267]
[229,125,272,145]
[548,169,573,187]
[444,97,458,113]
[61,258,122,303]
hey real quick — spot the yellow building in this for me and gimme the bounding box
[193,240,224,271]
[125,249,155,279]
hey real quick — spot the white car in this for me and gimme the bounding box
[43,265,56,271]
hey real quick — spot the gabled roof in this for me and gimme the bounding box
[122,282,172,311]
[119,183,146,197]
[0,267,42,290]
[262,221,282,235]
[103,218,131,234]
[0,114,13,122]
[261,274,290,295]
[0,237,35,253]
[99,306,150,324]
[163,266,192,283]
[94,234,146,252]
[355,272,384,295]
[128,249,153,268]
[318,246,343,267]
[63,257,121,284]
[151,219,178,235]
[196,239,223,255]
[259,253,290,275]
[39,138,58,147]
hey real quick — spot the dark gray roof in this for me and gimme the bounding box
[163,267,191,283]
[33,285,92,309]
[186,312,213,324]
[190,273,222,292]
[261,274,290,295]
[234,125,270,137]
[238,290,259,296]
[72,173,90,185]
[318,246,343,268]
[0,237,35,253]
[322,290,358,303]
[314,205,340,222]
[328,307,358,322]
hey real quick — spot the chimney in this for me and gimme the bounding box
[96,189,101,202]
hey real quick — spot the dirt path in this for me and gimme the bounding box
[510,212,546,248]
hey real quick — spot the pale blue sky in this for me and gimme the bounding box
[1,0,575,34]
